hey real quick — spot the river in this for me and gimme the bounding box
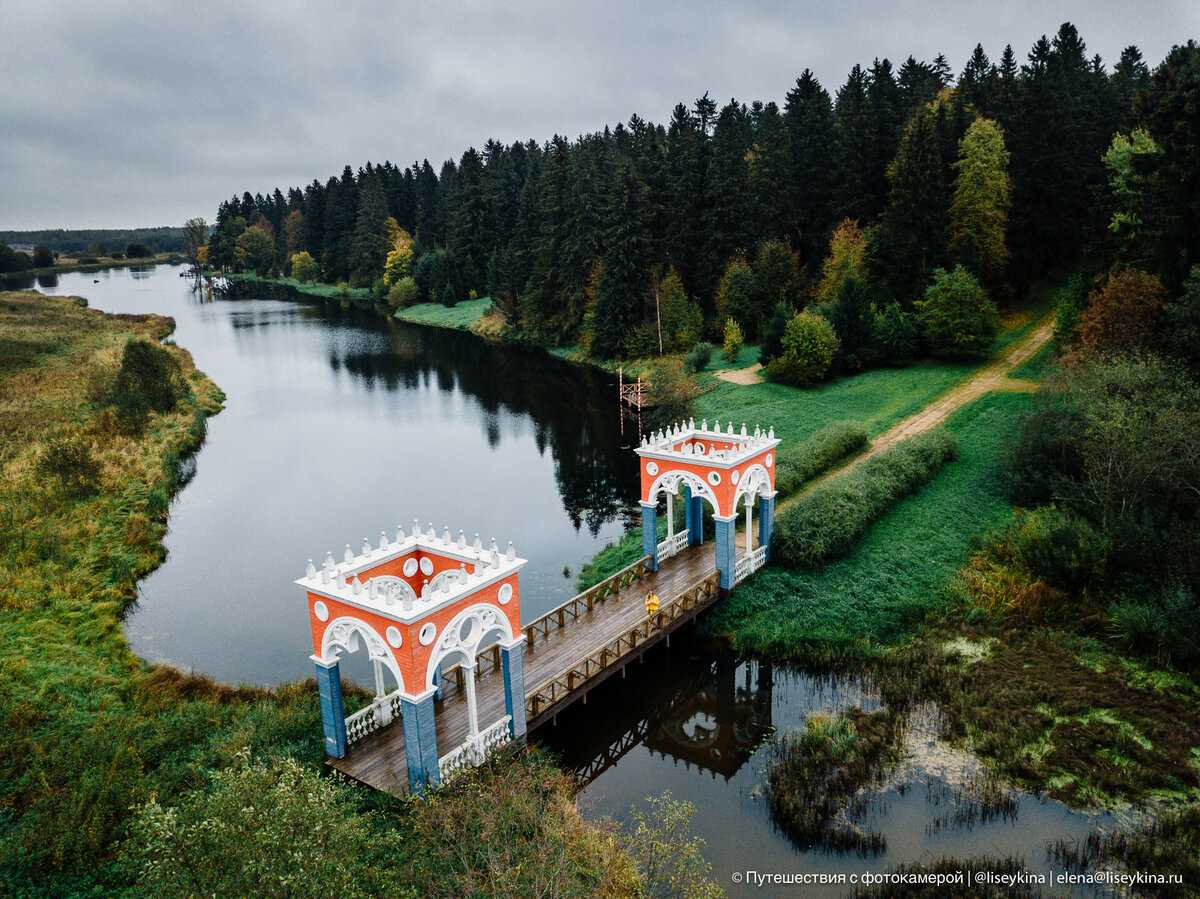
[23,264,1118,896]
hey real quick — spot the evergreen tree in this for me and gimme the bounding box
[865,58,903,214]
[593,162,649,358]
[349,174,390,285]
[748,101,790,244]
[449,147,487,291]
[706,100,753,283]
[783,70,835,264]
[958,44,996,114]
[873,103,949,302]
[1111,45,1151,132]
[833,66,875,222]
[949,117,1011,290]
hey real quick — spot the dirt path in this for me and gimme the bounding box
[777,316,1054,510]
[717,362,764,385]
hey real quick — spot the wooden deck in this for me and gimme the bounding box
[329,540,730,795]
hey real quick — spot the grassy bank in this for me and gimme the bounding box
[393,296,493,331]
[0,253,183,282]
[705,391,1032,656]
[0,290,643,896]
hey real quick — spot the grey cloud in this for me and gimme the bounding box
[2,0,1196,229]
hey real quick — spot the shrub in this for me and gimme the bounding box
[658,268,704,351]
[289,251,318,283]
[773,421,869,497]
[618,792,721,899]
[1051,272,1087,349]
[1163,265,1200,372]
[125,242,151,259]
[1075,267,1166,358]
[773,429,958,568]
[32,246,54,268]
[759,301,794,365]
[440,281,456,307]
[684,341,714,373]
[386,276,419,308]
[915,265,999,358]
[815,218,868,306]
[643,357,699,412]
[721,317,744,364]
[766,310,838,386]
[110,339,185,431]
[870,302,918,366]
[1008,505,1106,590]
[623,322,661,358]
[1109,582,1200,667]
[824,275,875,372]
[714,259,756,335]
[125,751,412,897]
[37,433,101,497]
[335,281,349,298]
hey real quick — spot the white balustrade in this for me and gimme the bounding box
[656,529,689,564]
[345,688,402,746]
[437,715,513,783]
[733,544,768,585]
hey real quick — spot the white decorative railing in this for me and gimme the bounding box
[733,544,768,585]
[438,715,513,783]
[656,529,689,564]
[345,689,401,746]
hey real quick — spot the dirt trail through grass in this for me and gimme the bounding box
[778,316,1054,510]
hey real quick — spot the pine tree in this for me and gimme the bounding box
[706,99,754,269]
[1111,46,1151,132]
[449,147,486,291]
[949,117,1011,290]
[783,70,835,265]
[866,58,903,214]
[833,65,874,222]
[593,162,649,358]
[349,174,390,286]
[958,44,996,114]
[748,101,790,244]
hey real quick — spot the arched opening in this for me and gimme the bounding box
[321,617,405,741]
[426,604,516,750]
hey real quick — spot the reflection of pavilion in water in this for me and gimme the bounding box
[547,646,774,787]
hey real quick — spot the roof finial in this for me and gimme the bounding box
[506,541,516,561]
[458,529,467,548]
[442,525,451,544]
[379,530,388,550]
[395,524,405,543]
[473,533,482,553]
[362,537,372,557]
[352,576,363,595]
[344,544,354,564]
[306,559,316,579]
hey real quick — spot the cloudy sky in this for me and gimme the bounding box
[3,1,1196,230]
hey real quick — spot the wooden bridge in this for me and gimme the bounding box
[329,540,734,795]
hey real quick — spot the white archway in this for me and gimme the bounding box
[732,463,772,508]
[425,602,515,690]
[321,616,405,695]
[646,469,721,515]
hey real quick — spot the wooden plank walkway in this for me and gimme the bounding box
[329,540,728,795]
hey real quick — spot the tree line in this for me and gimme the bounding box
[206,25,1197,372]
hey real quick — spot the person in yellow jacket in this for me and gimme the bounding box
[645,592,660,614]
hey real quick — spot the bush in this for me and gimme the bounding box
[386,276,419,308]
[658,268,704,351]
[125,751,412,897]
[766,310,838,386]
[125,242,151,259]
[773,421,869,497]
[721,317,744,364]
[37,433,101,497]
[32,246,54,268]
[773,429,958,568]
[289,251,318,283]
[684,341,714,373]
[1050,272,1087,349]
[759,301,794,365]
[335,281,349,298]
[1108,582,1200,667]
[1075,267,1166,358]
[915,265,999,358]
[110,339,185,431]
[714,259,756,335]
[870,302,918,366]
[1008,505,1106,590]
[623,322,661,358]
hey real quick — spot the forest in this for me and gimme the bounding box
[208,25,1197,384]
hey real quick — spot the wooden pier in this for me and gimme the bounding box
[329,543,724,795]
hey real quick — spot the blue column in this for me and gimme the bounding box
[758,494,775,562]
[501,640,528,741]
[313,657,347,759]
[641,502,658,571]
[432,666,444,702]
[689,495,705,546]
[714,515,738,590]
[401,691,440,793]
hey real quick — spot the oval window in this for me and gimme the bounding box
[313,600,329,622]
[707,471,721,486]
[646,461,659,476]
[418,622,437,646]
[419,557,434,576]
[403,558,418,577]
[498,583,513,605]
[386,626,403,648]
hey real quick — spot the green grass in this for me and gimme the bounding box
[1011,341,1057,381]
[706,391,1033,657]
[224,272,375,301]
[394,297,493,330]
[695,360,976,445]
[704,343,760,371]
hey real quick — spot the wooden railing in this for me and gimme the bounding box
[522,554,653,648]
[524,571,721,722]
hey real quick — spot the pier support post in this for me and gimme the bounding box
[758,493,776,562]
[641,502,658,570]
[714,514,738,590]
[501,637,528,741]
[400,688,440,794]
[312,655,347,759]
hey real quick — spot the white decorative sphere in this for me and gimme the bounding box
[313,600,329,622]
[386,626,403,648]
[418,622,437,645]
